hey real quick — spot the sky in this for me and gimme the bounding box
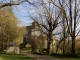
[12,4,33,26]
[11,0,54,26]
[0,0,32,26]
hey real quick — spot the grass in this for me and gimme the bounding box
[50,53,80,60]
[0,52,36,60]
[65,58,80,60]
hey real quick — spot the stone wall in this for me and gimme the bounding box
[6,46,19,54]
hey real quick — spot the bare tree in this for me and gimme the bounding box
[26,0,61,55]
[53,0,80,54]
[28,35,43,53]
[0,0,32,9]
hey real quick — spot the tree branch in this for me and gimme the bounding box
[0,0,29,9]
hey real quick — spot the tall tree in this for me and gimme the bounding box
[0,7,23,51]
[53,0,80,54]
[26,0,61,55]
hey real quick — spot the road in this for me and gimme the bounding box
[20,50,64,60]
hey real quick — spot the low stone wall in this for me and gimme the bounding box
[6,46,19,54]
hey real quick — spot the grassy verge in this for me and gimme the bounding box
[65,58,80,60]
[50,53,80,60]
[0,53,36,60]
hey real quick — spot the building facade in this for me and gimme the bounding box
[23,21,56,53]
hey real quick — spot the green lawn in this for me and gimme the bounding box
[0,53,36,60]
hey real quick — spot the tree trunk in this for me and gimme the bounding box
[47,41,51,55]
[72,0,76,54]
[72,36,75,54]
[63,39,65,53]
[47,32,53,55]
[62,15,66,54]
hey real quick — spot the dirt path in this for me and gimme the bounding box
[20,50,64,60]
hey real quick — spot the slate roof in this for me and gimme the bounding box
[7,42,18,46]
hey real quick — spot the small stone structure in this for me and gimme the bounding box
[6,42,19,54]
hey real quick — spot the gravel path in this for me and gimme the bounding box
[20,50,64,60]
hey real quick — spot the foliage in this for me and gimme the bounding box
[56,38,80,56]
[0,7,20,42]
[0,7,26,51]
[28,36,42,53]
[65,38,80,55]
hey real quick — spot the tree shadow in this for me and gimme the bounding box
[50,53,79,58]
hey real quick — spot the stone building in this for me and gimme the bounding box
[23,21,41,44]
[23,21,56,53]
[6,42,19,54]
[31,21,41,37]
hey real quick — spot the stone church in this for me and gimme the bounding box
[23,21,56,53]
[23,21,41,44]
